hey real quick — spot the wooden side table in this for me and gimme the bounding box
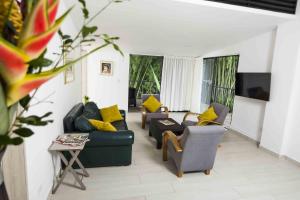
[48,133,89,194]
[149,118,184,149]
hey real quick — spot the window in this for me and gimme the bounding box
[129,55,163,99]
[201,55,239,112]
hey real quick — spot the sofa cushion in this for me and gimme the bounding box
[100,105,124,123]
[74,102,103,132]
[75,112,96,132]
[89,119,117,132]
[86,130,134,147]
[197,107,218,126]
[143,95,161,113]
[84,102,102,120]
[111,120,128,131]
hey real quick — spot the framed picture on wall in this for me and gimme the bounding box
[64,58,75,84]
[100,61,113,76]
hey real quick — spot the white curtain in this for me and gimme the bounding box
[160,56,195,111]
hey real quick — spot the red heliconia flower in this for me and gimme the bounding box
[6,65,69,106]
[0,38,30,84]
[0,0,72,106]
[20,10,69,59]
[19,0,64,59]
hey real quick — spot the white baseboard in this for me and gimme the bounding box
[227,127,259,146]
[228,128,300,166]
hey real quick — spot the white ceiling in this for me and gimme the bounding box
[68,0,294,57]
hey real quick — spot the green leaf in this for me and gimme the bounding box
[0,135,23,145]
[113,44,124,56]
[17,114,53,126]
[82,8,89,19]
[78,0,86,7]
[58,30,71,40]
[13,128,34,137]
[20,95,31,110]
[58,29,63,38]
[62,35,71,39]
[10,137,23,145]
[64,38,73,45]
[80,39,96,43]
[0,84,9,135]
[27,50,53,73]
[103,34,109,39]
[82,26,97,38]
[40,112,53,119]
[109,36,120,40]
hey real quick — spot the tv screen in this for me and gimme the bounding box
[235,73,271,101]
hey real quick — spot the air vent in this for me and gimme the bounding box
[206,0,298,14]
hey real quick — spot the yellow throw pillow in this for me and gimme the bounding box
[197,107,218,126]
[88,119,117,132]
[100,105,124,123]
[143,95,162,113]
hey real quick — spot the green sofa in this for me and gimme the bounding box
[63,102,134,167]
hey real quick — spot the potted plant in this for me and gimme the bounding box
[0,0,124,198]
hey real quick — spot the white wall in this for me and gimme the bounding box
[24,2,82,200]
[282,50,300,161]
[260,19,300,155]
[196,31,276,141]
[87,47,130,111]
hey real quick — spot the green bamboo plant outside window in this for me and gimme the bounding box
[129,55,163,99]
[202,55,239,112]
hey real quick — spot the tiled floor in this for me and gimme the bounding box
[51,112,300,200]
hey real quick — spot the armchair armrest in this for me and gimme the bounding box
[140,105,147,114]
[140,105,169,129]
[163,130,183,161]
[183,112,200,122]
[140,105,169,113]
[160,106,169,114]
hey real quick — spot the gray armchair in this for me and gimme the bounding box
[182,103,229,128]
[141,94,169,129]
[163,125,226,177]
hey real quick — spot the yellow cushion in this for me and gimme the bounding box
[143,95,162,113]
[197,107,218,126]
[100,105,123,123]
[88,119,117,132]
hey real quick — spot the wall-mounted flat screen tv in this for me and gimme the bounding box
[235,73,271,101]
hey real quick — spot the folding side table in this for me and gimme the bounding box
[49,134,89,194]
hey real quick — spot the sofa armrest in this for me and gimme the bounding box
[63,103,84,133]
[88,130,134,147]
[119,110,126,120]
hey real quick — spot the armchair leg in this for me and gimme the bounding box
[163,146,168,161]
[176,170,183,178]
[142,115,146,129]
[162,133,168,161]
[204,170,211,175]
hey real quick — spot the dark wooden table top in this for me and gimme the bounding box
[150,118,184,135]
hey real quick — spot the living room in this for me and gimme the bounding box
[1,0,300,200]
